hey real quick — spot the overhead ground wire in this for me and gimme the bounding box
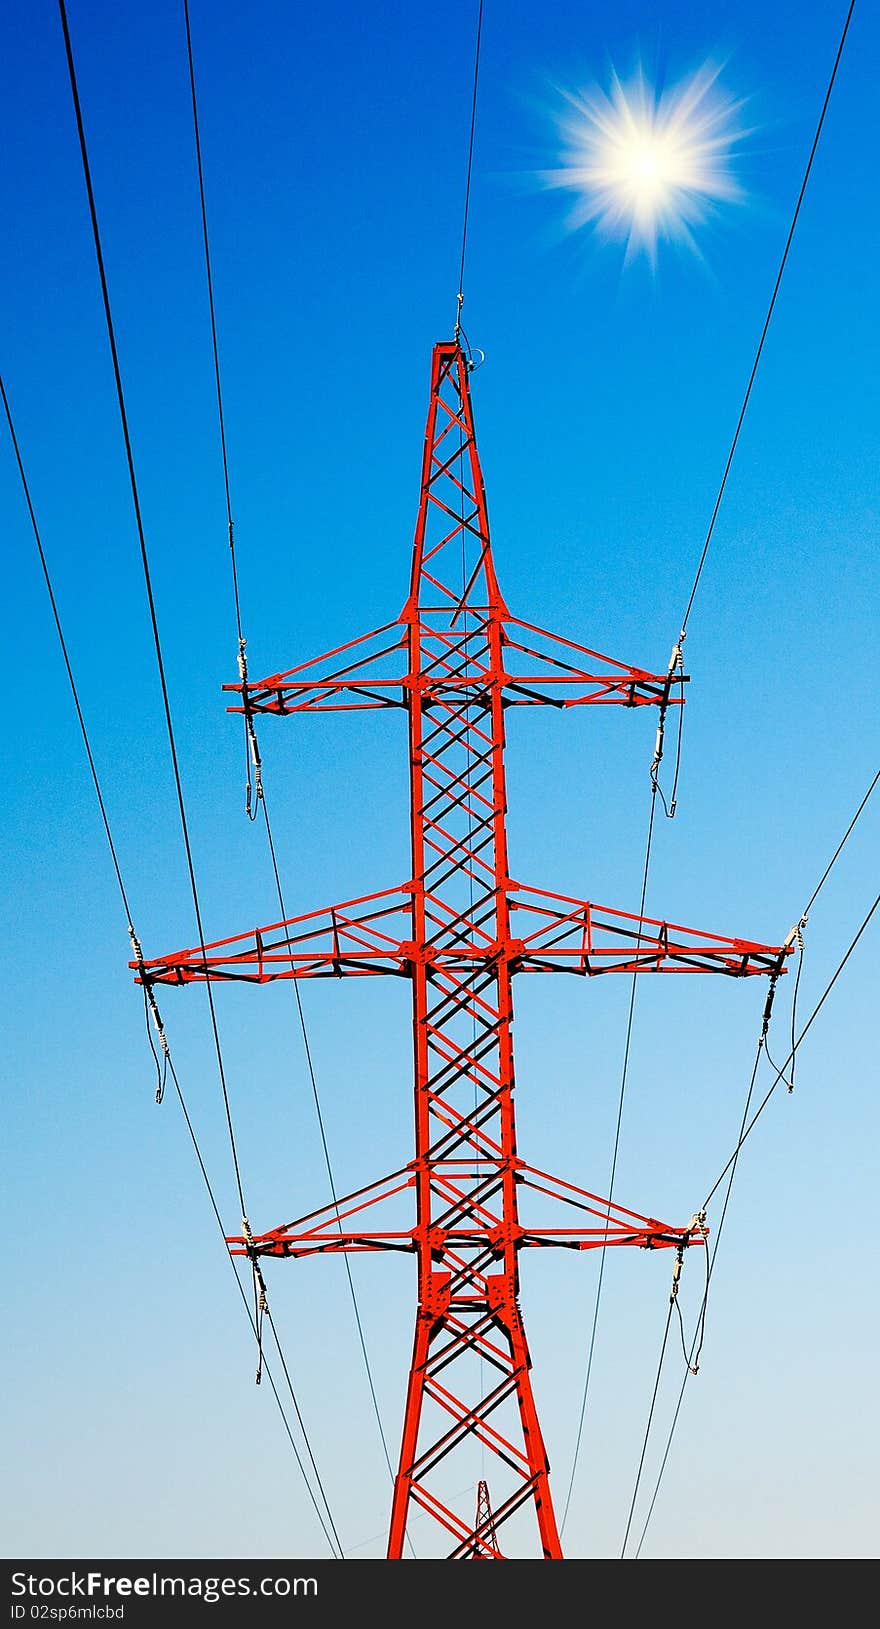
[454,0,485,338]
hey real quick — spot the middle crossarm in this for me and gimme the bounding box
[133,881,790,985]
[225,1162,705,1259]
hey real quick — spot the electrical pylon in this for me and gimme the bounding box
[469,1480,502,1560]
[137,340,788,1558]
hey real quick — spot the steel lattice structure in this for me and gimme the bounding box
[136,341,788,1558]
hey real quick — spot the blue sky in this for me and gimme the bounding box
[2,0,878,1561]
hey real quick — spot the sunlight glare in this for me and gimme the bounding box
[543,61,747,265]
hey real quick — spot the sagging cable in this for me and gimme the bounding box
[241,1215,270,1386]
[766,915,808,1094]
[650,632,686,818]
[237,637,264,821]
[670,1210,708,1374]
[129,927,171,1103]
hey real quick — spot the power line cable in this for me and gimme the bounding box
[58,0,345,1552]
[678,0,856,640]
[58,0,248,1218]
[705,752,878,1207]
[1,374,133,926]
[181,0,260,819]
[559,787,659,1531]
[626,760,879,1555]
[619,1301,674,1559]
[182,0,237,619]
[705,889,879,1208]
[567,0,858,1548]
[651,0,857,821]
[454,0,485,339]
[259,796,412,1518]
[179,0,407,1540]
[625,1040,763,1559]
[167,1051,345,1558]
[628,894,877,1557]
[803,766,880,917]
[1,368,343,1558]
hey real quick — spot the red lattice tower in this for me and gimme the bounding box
[137,340,788,1558]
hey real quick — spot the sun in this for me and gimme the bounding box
[543,61,747,265]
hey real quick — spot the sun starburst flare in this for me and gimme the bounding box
[543,61,748,265]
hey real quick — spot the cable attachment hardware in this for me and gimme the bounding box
[129,925,171,1103]
[764,914,808,1092]
[670,1210,707,1373]
[238,638,264,821]
[650,719,666,788]
[245,716,264,819]
[669,1205,704,1302]
[782,913,808,953]
[650,631,686,817]
[242,1215,269,1385]
[454,290,464,343]
[670,1243,686,1306]
[780,913,808,1092]
[759,971,779,1048]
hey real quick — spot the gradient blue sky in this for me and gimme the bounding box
[2,0,877,1562]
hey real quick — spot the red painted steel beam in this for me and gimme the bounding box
[133,882,786,985]
[222,620,686,715]
[224,1160,703,1259]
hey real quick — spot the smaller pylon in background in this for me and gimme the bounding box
[468,1480,501,1560]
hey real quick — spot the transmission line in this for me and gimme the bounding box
[678,0,857,640]
[259,792,413,1539]
[623,1040,764,1560]
[620,1301,674,1558]
[1,375,133,926]
[626,894,878,1557]
[1,366,343,1557]
[559,787,659,1531]
[651,0,857,814]
[623,760,879,1556]
[165,1047,345,1559]
[563,0,858,1542]
[57,0,345,1554]
[58,0,251,1216]
[180,0,406,1532]
[182,0,236,604]
[454,0,485,340]
[706,891,879,1206]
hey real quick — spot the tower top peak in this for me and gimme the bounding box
[407,340,505,619]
